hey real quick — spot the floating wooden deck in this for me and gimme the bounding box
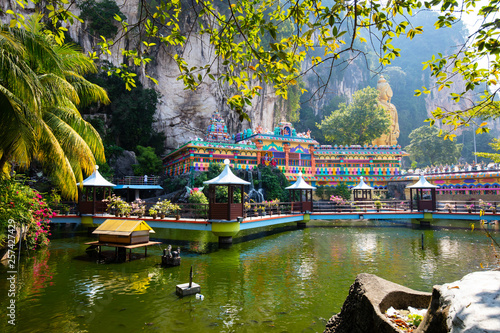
[85,240,162,261]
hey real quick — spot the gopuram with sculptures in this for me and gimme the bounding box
[162,77,500,199]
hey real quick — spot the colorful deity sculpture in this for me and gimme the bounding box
[205,110,231,142]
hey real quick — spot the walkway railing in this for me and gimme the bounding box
[84,199,500,220]
[114,176,161,185]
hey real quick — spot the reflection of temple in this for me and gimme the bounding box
[372,76,400,146]
[163,112,407,191]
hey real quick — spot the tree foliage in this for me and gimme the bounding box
[476,139,500,163]
[132,145,163,176]
[83,72,165,154]
[317,87,390,145]
[5,0,500,143]
[78,0,125,39]
[406,125,463,167]
[260,166,290,202]
[0,14,109,199]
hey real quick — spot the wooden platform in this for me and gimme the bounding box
[85,240,162,249]
[85,240,162,261]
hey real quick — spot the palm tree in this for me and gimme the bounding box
[0,14,110,199]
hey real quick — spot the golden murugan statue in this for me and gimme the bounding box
[372,75,400,146]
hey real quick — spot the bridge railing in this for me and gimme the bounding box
[243,202,294,217]
[314,200,411,213]
[436,200,499,214]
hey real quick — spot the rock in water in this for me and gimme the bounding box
[324,273,431,333]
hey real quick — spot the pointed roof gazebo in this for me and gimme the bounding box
[203,159,250,221]
[285,172,316,213]
[77,165,116,215]
[351,176,374,201]
[406,174,439,212]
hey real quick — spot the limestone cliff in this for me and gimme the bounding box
[2,0,496,153]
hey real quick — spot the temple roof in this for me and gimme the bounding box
[203,159,250,185]
[406,175,439,189]
[285,172,316,190]
[351,177,374,190]
[77,166,116,187]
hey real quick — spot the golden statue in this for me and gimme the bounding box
[372,75,400,146]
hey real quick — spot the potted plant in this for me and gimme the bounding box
[48,189,62,214]
[118,201,131,217]
[155,199,172,219]
[171,203,181,220]
[444,203,454,213]
[258,204,266,216]
[492,204,497,214]
[131,198,146,218]
[61,204,70,215]
[149,207,158,219]
[244,201,251,217]
[465,204,474,214]
[330,195,345,212]
[103,194,123,216]
[374,200,382,212]
[271,199,280,215]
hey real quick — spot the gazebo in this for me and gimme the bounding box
[351,176,374,201]
[77,165,116,215]
[285,172,316,213]
[203,159,250,221]
[406,175,439,212]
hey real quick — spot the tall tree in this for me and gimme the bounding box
[0,14,110,199]
[406,126,463,167]
[317,87,390,146]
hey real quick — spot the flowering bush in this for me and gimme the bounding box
[465,204,475,211]
[0,176,54,250]
[148,207,157,216]
[330,195,346,205]
[154,199,173,215]
[103,194,124,212]
[478,199,492,212]
[444,203,455,211]
[131,198,146,216]
[187,191,208,217]
[119,201,131,216]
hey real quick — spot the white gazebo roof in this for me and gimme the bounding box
[77,165,116,187]
[285,172,316,190]
[351,176,374,190]
[406,175,439,189]
[203,159,250,185]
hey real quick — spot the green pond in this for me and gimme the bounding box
[1,220,498,333]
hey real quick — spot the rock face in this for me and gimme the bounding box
[416,271,500,333]
[324,273,431,333]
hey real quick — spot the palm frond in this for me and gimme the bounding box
[65,71,110,106]
[47,104,106,163]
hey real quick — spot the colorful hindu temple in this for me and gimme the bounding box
[163,111,407,191]
[389,167,500,201]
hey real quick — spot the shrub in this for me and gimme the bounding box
[188,190,208,216]
[0,175,54,250]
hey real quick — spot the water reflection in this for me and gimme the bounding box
[0,222,498,333]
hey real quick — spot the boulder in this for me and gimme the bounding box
[110,150,137,177]
[324,273,431,333]
[416,271,500,333]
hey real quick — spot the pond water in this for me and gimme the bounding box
[0,220,498,333]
